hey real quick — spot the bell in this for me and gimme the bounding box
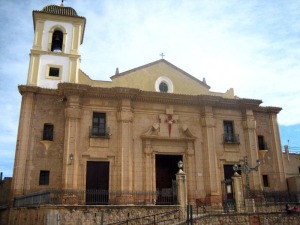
[51,31,63,52]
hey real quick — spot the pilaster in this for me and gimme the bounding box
[116,99,133,191]
[62,95,82,189]
[27,53,40,86]
[11,92,35,196]
[144,140,154,192]
[269,113,287,190]
[185,141,195,204]
[201,106,220,202]
[33,20,44,50]
[242,110,261,190]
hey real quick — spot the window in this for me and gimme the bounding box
[92,112,107,136]
[39,170,50,185]
[43,123,54,141]
[262,175,269,187]
[49,67,60,77]
[159,82,168,92]
[51,30,63,52]
[223,121,234,142]
[155,76,173,93]
[258,135,266,150]
[46,65,62,79]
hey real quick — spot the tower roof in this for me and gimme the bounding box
[41,4,78,16]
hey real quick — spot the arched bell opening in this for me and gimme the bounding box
[51,30,63,52]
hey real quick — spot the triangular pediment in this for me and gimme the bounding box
[109,59,210,95]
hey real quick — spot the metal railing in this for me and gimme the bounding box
[89,126,111,138]
[223,134,240,144]
[14,189,178,207]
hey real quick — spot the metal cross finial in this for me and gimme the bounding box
[160,53,165,59]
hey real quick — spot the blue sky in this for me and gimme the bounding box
[0,0,300,177]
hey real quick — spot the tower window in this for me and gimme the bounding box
[49,67,60,77]
[43,123,54,141]
[159,82,168,92]
[51,30,63,52]
[39,170,50,185]
[46,65,62,79]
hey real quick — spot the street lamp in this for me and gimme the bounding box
[233,156,260,198]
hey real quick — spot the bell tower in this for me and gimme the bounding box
[27,4,86,88]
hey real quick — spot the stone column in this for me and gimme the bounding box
[176,169,187,208]
[62,95,82,189]
[232,172,244,212]
[243,110,261,192]
[201,106,220,203]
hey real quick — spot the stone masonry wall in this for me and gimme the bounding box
[8,205,182,225]
[191,212,300,225]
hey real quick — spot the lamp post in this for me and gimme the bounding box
[233,156,260,198]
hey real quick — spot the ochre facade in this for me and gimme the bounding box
[11,3,288,206]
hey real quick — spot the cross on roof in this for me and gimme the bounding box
[160,53,165,59]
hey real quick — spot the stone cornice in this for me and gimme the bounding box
[18,83,280,113]
[254,106,282,114]
[18,85,59,96]
[30,49,81,58]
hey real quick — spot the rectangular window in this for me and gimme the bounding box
[39,170,50,185]
[258,135,265,150]
[49,67,60,77]
[43,123,54,141]
[92,112,106,136]
[262,175,269,187]
[46,65,62,79]
[223,120,239,143]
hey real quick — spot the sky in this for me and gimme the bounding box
[0,0,299,177]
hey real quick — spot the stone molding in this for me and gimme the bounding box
[18,83,281,113]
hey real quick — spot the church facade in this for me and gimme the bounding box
[11,4,287,205]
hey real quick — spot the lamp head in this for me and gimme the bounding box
[178,160,183,169]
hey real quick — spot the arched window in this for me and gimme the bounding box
[159,82,168,92]
[51,30,63,52]
[155,76,173,93]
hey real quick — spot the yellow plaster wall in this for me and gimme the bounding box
[110,62,210,95]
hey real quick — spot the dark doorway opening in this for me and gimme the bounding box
[223,164,238,200]
[86,161,109,205]
[155,154,182,205]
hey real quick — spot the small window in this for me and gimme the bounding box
[43,123,54,141]
[258,135,266,150]
[39,170,50,185]
[91,112,107,136]
[49,67,60,77]
[262,175,269,187]
[159,82,168,92]
[47,65,62,79]
[51,30,63,52]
